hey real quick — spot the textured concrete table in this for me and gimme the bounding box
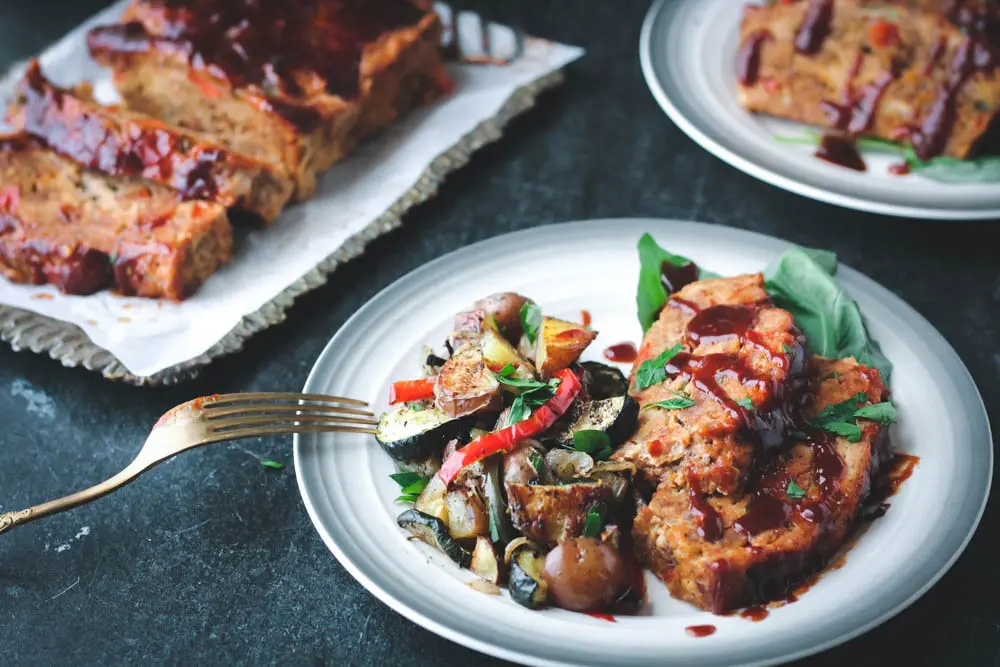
[1,1,997,665]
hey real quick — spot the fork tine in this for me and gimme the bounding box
[478,12,491,57]
[205,424,378,442]
[205,392,369,408]
[204,403,375,420]
[209,414,378,431]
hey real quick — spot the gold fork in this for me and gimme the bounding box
[0,392,376,536]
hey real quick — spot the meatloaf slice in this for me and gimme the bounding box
[737,0,1000,159]
[632,357,892,613]
[612,274,807,496]
[0,134,231,300]
[6,61,294,225]
[87,0,451,200]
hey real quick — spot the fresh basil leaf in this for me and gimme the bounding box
[786,480,806,499]
[572,430,613,461]
[764,248,893,384]
[394,494,421,504]
[520,302,542,345]
[400,478,430,496]
[259,459,285,470]
[497,363,516,378]
[636,234,719,333]
[643,393,696,410]
[506,396,532,426]
[488,506,500,543]
[736,397,754,410]
[582,504,606,538]
[854,401,897,425]
[493,370,549,391]
[911,154,1000,183]
[390,472,426,488]
[529,453,543,477]
[634,343,683,391]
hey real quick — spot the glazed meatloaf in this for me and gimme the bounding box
[612,274,807,496]
[0,134,231,299]
[87,0,451,199]
[737,0,1000,159]
[632,356,891,613]
[6,61,294,224]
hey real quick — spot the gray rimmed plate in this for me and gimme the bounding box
[295,218,991,666]
[640,0,1000,220]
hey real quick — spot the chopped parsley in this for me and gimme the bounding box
[634,343,683,391]
[736,397,754,410]
[520,302,543,345]
[809,392,896,442]
[570,430,613,461]
[582,504,606,538]
[643,393,695,410]
[259,458,285,470]
[786,480,806,500]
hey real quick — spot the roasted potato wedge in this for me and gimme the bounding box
[480,329,536,379]
[534,317,597,379]
[506,481,613,546]
[434,343,502,418]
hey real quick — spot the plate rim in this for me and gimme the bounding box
[294,217,993,667]
[638,0,1000,221]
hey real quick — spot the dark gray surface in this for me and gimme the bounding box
[0,1,996,665]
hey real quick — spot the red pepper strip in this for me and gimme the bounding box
[437,367,582,485]
[389,377,436,405]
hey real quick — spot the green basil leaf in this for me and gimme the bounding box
[394,494,421,504]
[506,396,532,427]
[493,369,549,391]
[643,393,696,410]
[582,504,606,538]
[400,478,430,496]
[634,343,683,391]
[636,234,719,333]
[572,430,613,460]
[520,302,543,345]
[912,155,1000,183]
[736,397,754,410]
[786,480,806,499]
[390,471,426,488]
[854,401,897,425]
[529,453,543,477]
[764,248,893,384]
[259,458,285,470]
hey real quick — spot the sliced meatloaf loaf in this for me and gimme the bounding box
[87,0,452,199]
[632,356,892,613]
[613,273,808,496]
[7,61,294,224]
[0,133,231,299]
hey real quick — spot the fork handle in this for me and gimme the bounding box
[0,460,146,536]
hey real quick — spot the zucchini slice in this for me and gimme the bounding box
[470,536,504,584]
[545,395,640,449]
[505,539,549,609]
[397,509,470,566]
[376,404,474,461]
[581,361,629,400]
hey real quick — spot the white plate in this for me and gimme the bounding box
[639,0,1000,220]
[295,218,992,667]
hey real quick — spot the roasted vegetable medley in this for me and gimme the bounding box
[376,293,642,613]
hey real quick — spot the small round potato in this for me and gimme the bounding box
[542,537,628,612]
[473,292,533,341]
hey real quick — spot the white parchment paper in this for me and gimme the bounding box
[0,2,583,378]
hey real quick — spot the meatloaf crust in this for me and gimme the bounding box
[0,134,231,299]
[633,357,891,613]
[737,0,999,159]
[613,274,807,496]
[6,61,294,224]
[87,0,451,199]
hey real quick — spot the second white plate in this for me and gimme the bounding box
[639,0,1000,220]
[295,219,991,666]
